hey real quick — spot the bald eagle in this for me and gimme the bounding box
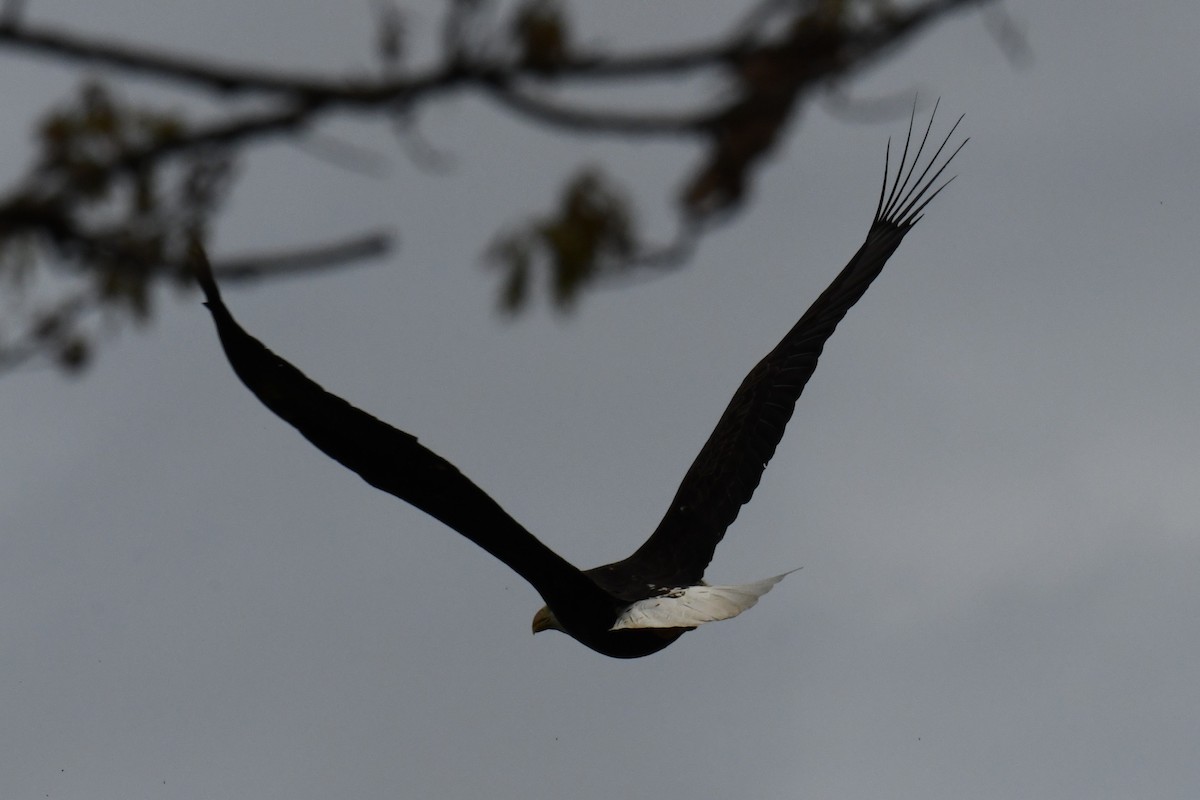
[194,104,964,659]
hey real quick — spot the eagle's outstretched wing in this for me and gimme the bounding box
[615,102,967,587]
[193,248,612,612]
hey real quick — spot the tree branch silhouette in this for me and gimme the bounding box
[0,0,1010,374]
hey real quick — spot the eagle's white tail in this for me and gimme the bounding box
[609,570,797,631]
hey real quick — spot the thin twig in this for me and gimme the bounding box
[214,231,393,282]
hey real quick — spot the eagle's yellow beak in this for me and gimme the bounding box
[531,606,559,634]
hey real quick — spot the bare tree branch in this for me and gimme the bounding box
[214,231,392,282]
[0,233,392,374]
[481,83,711,137]
[0,19,352,96]
[0,0,991,97]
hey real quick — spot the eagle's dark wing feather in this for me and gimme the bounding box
[618,103,967,587]
[193,248,611,611]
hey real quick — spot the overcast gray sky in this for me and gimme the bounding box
[3,2,1198,798]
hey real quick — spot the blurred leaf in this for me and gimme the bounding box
[513,0,570,73]
[374,0,406,68]
[56,336,89,372]
[489,167,635,313]
[2,80,232,372]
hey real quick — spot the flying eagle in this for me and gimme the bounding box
[194,104,965,659]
